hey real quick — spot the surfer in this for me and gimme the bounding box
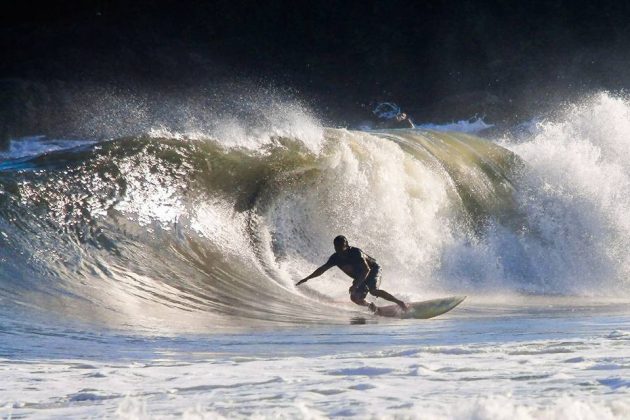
[296,235,408,313]
[371,102,415,129]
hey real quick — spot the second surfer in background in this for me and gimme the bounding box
[296,235,408,313]
[372,102,415,129]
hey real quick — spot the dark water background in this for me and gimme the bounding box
[4,1,630,142]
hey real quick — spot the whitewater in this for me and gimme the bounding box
[0,92,628,418]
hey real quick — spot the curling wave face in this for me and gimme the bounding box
[0,93,629,330]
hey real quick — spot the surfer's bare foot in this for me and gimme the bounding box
[398,302,409,311]
[368,302,378,313]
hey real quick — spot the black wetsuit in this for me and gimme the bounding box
[326,247,381,299]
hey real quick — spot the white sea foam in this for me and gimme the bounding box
[1,305,628,419]
[500,92,630,293]
[107,396,630,420]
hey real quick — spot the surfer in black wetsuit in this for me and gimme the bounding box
[371,102,415,129]
[296,235,408,313]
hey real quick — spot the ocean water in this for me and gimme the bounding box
[0,92,629,418]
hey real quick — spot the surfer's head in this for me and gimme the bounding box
[333,235,349,254]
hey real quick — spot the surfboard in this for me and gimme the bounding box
[375,296,466,319]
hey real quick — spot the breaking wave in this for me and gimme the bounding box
[0,92,628,329]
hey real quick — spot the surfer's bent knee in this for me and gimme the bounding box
[350,293,364,304]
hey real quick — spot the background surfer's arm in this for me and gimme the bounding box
[295,262,334,286]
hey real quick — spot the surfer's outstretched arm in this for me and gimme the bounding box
[295,263,333,286]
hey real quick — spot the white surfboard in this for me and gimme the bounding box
[376,296,466,319]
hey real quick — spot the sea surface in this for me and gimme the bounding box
[1,92,629,418]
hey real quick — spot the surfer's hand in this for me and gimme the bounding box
[295,279,308,286]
